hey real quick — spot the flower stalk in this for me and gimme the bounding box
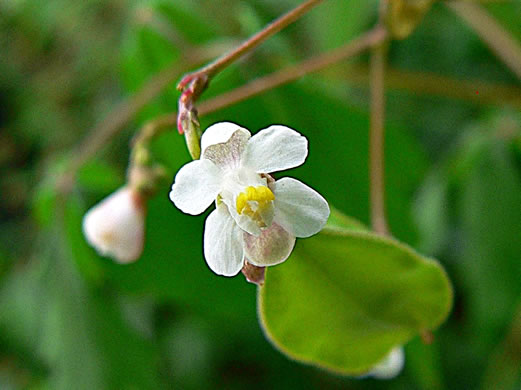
[176,0,325,141]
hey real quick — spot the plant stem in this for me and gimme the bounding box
[59,44,228,190]
[446,2,521,81]
[175,0,325,138]
[369,0,389,235]
[107,26,384,167]
[197,27,387,115]
[177,0,325,90]
[330,64,521,108]
[59,25,385,195]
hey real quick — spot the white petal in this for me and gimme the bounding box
[203,129,251,171]
[200,122,251,154]
[242,125,308,173]
[273,178,330,238]
[203,203,244,276]
[243,223,295,267]
[170,159,222,215]
[82,187,145,263]
[367,347,405,380]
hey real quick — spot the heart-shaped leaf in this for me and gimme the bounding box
[258,210,452,375]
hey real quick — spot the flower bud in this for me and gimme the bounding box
[82,187,146,263]
[367,347,404,379]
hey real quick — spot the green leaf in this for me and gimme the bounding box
[258,210,452,375]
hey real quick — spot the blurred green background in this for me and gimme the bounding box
[1,0,521,389]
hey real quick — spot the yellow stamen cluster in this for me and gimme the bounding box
[236,185,275,226]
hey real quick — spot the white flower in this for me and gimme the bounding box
[82,186,146,263]
[366,347,405,380]
[170,122,330,276]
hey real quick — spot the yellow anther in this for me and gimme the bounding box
[236,192,247,214]
[246,186,256,199]
[235,186,275,217]
[257,186,275,202]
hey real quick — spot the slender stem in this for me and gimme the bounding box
[177,0,325,90]
[198,27,387,115]
[369,34,389,235]
[118,26,386,160]
[59,26,386,195]
[60,43,228,189]
[68,65,181,173]
[331,64,521,109]
[446,2,521,82]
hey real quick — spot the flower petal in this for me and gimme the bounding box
[272,177,330,238]
[200,122,250,155]
[243,223,295,267]
[170,159,222,215]
[82,187,145,263]
[225,199,262,236]
[242,223,295,267]
[242,125,308,173]
[203,129,251,171]
[203,204,244,276]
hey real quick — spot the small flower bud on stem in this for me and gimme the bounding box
[177,76,207,160]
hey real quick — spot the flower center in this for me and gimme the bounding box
[236,185,275,227]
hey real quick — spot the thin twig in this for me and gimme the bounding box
[175,0,326,137]
[177,0,325,90]
[369,42,389,235]
[369,1,389,235]
[67,65,181,174]
[62,44,228,186]
[198,27,388,115]
[446,2,521,82]
[117,27,387,158]
[331,64,521,108]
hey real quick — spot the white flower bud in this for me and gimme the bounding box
[82,187,146,263]
[367,347,405,380]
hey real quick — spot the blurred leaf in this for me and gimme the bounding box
[258,209,452,375]
[306,0,376,50]
[1,223,161,389]
[458,137,521,354]
[413,170,450,255]
[77,160,124,194]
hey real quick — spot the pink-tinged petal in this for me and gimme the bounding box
[170,159,222,215]
[242,223,295,267]
[83,187,145,263]
[204,203,244,276]
[200,122,250,154]
[203,129,251,171]
[242,125,308,173]
[272,177,330,238]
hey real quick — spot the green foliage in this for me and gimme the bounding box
[259,211,452,374]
